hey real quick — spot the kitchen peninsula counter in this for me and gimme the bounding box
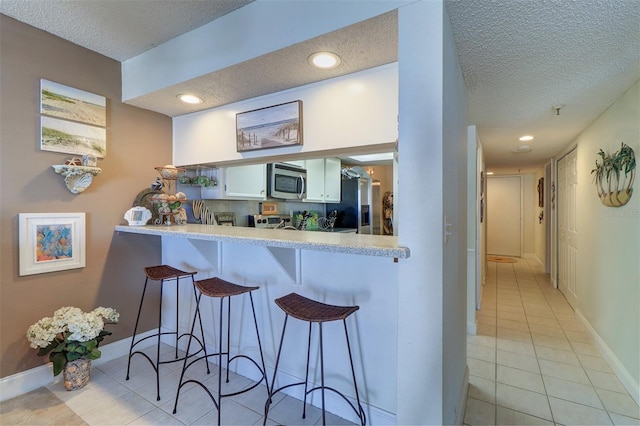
[115,223,403,423]
[115,224,409,259]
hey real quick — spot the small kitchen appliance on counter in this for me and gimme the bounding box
[249,214,294,229]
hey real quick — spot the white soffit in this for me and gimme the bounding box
[125,11,399,117]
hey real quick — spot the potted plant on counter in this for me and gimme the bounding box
[26,306,119,390]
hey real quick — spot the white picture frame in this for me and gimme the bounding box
[19,212,86,276]
[124,206,152,226]
[40,79,107,158]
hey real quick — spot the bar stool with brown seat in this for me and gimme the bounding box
[264,292,366,426]
[126,265,209,401]
[172,277,269,426]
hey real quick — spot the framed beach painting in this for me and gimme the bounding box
[40,79,107,157]
[19,212,86,276]
[236,100,302,152]
[41,116,106,158]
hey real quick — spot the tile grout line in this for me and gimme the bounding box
[519,258,556,425]
[525,258,619,424]
[473,257,639,425]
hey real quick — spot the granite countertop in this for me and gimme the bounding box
[115,224,409,259]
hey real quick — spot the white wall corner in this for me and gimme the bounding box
[456,366,470,426]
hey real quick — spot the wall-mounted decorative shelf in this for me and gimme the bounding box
[591,143,635,207]
[52,165,102,194]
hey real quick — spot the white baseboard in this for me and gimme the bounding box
[523,253,543,265]
[467,321,477,335]
[0,329,158,403]
[575,310,640,406]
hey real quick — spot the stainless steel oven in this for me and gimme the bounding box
[267,163,306,200]
[250,214,294,229]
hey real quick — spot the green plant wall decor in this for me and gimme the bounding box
[591,142,636,207]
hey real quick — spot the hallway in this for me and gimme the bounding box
[464,257,639,425]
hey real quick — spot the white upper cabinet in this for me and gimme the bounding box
[222,164,267,199]
[305,159,324,201]
[305,158,341,203]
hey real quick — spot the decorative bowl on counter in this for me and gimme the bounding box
[155,165,185,180]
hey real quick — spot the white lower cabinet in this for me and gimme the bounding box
[222,164,266,199]
[305,158,341,202]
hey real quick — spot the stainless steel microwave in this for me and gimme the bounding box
[267,163,306,200]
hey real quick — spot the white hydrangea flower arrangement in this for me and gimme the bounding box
[27,306,119,376]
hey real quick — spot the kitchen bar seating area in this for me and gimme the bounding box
[113,224,407,424]
[116,234,386,424]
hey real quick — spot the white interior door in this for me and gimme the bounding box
[487,176,522,256]
[557,149,578,307]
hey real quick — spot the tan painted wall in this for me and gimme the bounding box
[0,15,172,377]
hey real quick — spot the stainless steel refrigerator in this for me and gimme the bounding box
[326,178,372,234]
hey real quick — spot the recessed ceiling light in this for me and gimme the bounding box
[519,135,534,141]
[486,172,494,175]
[308,52,341,69]
[178,94,203,104]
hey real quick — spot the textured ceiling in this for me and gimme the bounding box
[0,0,254,61]
[1,0,639,169]
[447,0,640,168]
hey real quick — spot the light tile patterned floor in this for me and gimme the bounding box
[464,257,640,426]
[1,344,355,425]
[3,257,638,425]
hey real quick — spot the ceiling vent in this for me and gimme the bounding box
[512,144,532,153]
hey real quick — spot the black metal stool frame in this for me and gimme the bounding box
[126,270,209,401]
[264,313,366,426]
[173,284,269,426]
